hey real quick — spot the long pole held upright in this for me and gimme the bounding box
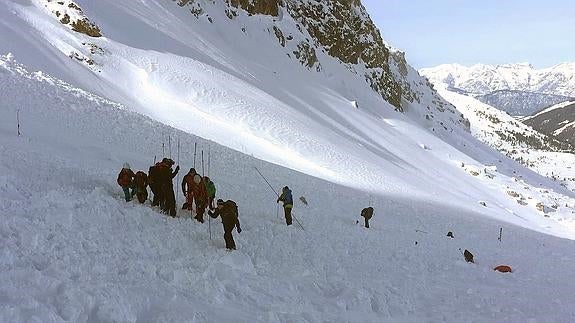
[201,150,205,177]
[208,146,211,177]
[176,138,180,201]
[169,136,172,159]
[194,143,197,168]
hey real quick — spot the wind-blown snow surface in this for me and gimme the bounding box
[3,51,575,321]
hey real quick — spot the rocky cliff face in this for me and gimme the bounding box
[172,0,462,122]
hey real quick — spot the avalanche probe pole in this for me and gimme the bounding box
[193,143,197,168]
[254,167,305,231]
[176,138,180,202]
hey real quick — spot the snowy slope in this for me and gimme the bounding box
[430,85,575,191]
[420,63,575,116]
[4,50,575,323]
[0,0,471,201]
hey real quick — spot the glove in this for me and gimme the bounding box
[276,199,280,203]
[175,165,180,172]
[237,227,242,233]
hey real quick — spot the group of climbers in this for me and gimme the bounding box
[118,161,376,250]
[117,159,241,250]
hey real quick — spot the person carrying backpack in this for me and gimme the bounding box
[204,176,216,210]
[181,168,197,211]
[148,162,163,207]
[360,207,374,228]
[133,171,149,204]
[158,158,179,217]
[209,199,242,250]
[277,186,293,226]
[117,163,135,202]
[191,174,208,223]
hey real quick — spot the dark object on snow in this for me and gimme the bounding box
[299,196,308,206]
[447,231,454,238]
[209,199,241,250]
[361,207,374,228]
[493,265,512,273]
[464,249,474,263]
[415,241,418,245]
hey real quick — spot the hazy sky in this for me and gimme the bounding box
[361,0,575,69]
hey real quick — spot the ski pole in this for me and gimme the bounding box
[292,212,305,231]
[254,167,279,197]
[169,136,172,159]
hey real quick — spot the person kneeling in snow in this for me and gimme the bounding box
[117,163,135,202]
[209,199,242,250]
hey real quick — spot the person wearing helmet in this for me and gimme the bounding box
[277,186,293,226]
[159,158,179,217]
[209,199,241,250]
[117,162,135,202]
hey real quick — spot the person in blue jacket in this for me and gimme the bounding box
[277,186,293,226]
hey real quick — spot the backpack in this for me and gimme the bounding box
[361,207,373,220]
[134,171,148,188]
[223,200,238,222]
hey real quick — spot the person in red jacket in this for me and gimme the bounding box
[181,168,198,211]
[191,174,208,223]
[117,162,135,202]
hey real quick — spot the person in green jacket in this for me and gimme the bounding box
[204,176,217,210]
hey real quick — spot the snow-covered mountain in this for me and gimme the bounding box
[434,85,575,189]
[524,100,575,145]
[476,90,574,116]
[420,63,575,116]
[4,46,575,323]
[3,0,575,321]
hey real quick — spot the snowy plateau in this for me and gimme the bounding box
[1,0,575,322]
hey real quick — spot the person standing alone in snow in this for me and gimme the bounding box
[359,207,374,228]
[209,199,242,250]
[277,186,293,226]
[117,163,135,202]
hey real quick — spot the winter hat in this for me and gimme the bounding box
[189,168,196,174]
[123,162,131,169]
[283,186,289,192]
[193,174,202,184]
[216,199,224,205]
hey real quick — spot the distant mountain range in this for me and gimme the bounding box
[420,63,575,116]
